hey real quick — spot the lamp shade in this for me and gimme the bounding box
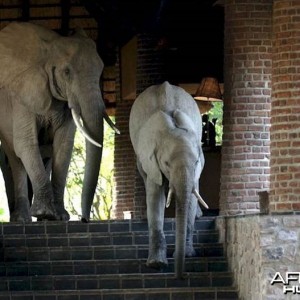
[194,77,223,102]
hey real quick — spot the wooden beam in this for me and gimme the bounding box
[121,36,137,100]
[178,83,199,96]
[178,83,224,96]
[61,0,70,36]
[21,0,30,21]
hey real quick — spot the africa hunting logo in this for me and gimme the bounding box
[271,272,300,294]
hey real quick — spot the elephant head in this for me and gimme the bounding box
[137,108,207,278]
[0,22,118,222]
[43,29,120,222]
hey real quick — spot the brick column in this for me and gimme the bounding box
[270,0,300,212]
[133,33,167,219]
[220,0,272,215]
[111,50,136,219]
[113,100,136,219]
[112,34,167,219]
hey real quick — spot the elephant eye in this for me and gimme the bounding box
[64,67,70,76]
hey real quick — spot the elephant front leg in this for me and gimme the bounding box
[145,179,168,269]
[13,116,57,220]
[19,148,57,220]
[51,118,76,221]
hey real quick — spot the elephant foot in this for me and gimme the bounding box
[185,245,197,257]
[10,211,32,223]
[146,256,168,270]
[147,230,168,269]
[53,205,70,221]
[10,198,32,222]
[30,200,58,220]
[57,211,70,221]
[81,217,89,223]
[172,245,197,258]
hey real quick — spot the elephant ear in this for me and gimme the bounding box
[71,27,96,49]
[137,114,163,186]
[72,27,89,38]
[139,150,163,186]
[0,23,56,114]
[173,109,196,133]
[11,66,52,114]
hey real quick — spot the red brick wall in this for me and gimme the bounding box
[113,34,167,219]
[112,99,136,219]
[269,0,300,212]
[220,0,272,215]
[113,2,296,218]
[132,33,167,219]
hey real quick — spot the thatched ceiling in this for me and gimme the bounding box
[0,0,224,83]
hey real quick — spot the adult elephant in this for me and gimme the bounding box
[0,22,118,222]
[129,81,208,279]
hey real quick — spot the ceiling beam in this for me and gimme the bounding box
[21,0,30,21]
[61,0,70,36]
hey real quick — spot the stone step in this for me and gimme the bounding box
[0,230,219,248]
[0,217,239,299]
[0,287,239,300]
[0,257,228,276]
[0,217,216,235]
[0,272,235,291]
[0,243,224,262]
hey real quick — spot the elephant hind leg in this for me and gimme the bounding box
[0,146,15,213]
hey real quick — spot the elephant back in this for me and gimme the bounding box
[0,22,58,87]
[130,81,202,146]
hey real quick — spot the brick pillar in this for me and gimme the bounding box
[136,33,167,94]
[112,100,136,219]
[220,0,272,215]
[269,0,300,212]
[133,33,168,219]
[112,53,136,220]
[112,34,167,219]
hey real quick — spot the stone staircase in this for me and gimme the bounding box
[0,217,239,299]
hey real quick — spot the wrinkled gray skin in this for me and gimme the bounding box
[0,22,113,222]
[129,81,205,279]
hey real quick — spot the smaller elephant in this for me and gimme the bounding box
[129,81,208,279]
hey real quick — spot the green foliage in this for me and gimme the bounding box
[65,120,115,220]
[207,102,223,145]
[0,208,5,222]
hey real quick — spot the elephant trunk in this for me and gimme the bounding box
[78,94,104,223]
[175,193,188,279]
[81,136,103,222]
[172,169,191,279]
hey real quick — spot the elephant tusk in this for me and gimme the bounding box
[103,110,120,135]
[193,188,209,209]
[166,189,173,208]
[71,109,102,148]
